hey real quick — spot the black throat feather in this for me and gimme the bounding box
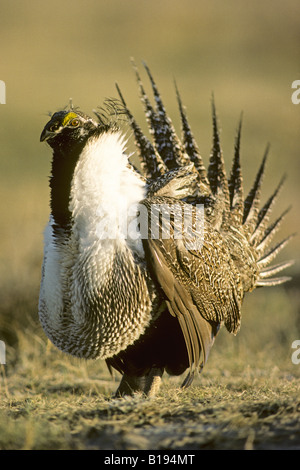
[49,139,87,236]
[49,124,110,237]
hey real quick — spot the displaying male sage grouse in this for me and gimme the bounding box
[39,64,293,397]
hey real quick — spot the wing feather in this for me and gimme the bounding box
[142,193,243,384]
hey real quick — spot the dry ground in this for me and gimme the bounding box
[1,285,299,450]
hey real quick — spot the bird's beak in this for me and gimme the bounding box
[40,128,55,142]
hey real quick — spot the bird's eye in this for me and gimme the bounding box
[70,119,80,127]
[49,122,59,132]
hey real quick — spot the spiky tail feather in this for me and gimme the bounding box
[118,62,293,288]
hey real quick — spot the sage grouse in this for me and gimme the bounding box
[39,64,293,397]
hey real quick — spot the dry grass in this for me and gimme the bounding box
[1,283,299,450]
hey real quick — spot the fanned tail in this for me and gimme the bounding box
[250,175,286,244]
[243,146,269,229]
[228,115,244,226]
[175,81,209,185]
[115,82,166,179]
[142,62,190,169]
[208,96,229,201]
[121,61,293,290]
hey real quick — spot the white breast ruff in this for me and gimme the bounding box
[39,131,154,359]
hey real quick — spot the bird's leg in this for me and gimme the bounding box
[114,367,164,398]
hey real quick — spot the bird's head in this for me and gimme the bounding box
[40,110,99,150]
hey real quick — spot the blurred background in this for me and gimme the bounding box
[0,0,299,376]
